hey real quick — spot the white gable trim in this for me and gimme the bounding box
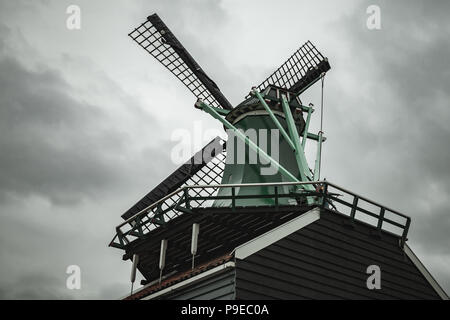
[403,243,449,300]
[233,207,320,260]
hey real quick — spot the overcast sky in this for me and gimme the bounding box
[0,0,449,299]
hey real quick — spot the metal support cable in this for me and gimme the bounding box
[320,74,325,133]
[318,74,325,179]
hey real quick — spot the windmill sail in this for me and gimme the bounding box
[121,137,226,223]
[129,14,233,110]
[252,41,330,96]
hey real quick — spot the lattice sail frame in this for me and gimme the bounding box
[125,149,226,238]
[252,41,330,96]
[129,14,233,110]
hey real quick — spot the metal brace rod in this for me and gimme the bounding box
[307,132,326,142]
[302,106,313,149]
[313,131,323,181]
[252,89,296,151]
[280,94,314,187]
[203,105,230,116]
[196,100,301,184]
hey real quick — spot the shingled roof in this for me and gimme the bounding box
[126,254,233,300]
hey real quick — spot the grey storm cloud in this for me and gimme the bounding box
[0,11,176,298]
[0,55,124,205]
[0,273,74,300]
[0,20,170,206]
[319,0,450,290]
[336,0,450,246]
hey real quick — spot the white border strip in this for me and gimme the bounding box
[142,261,235,300]
[233,207,320,260]
[404,243,448,300]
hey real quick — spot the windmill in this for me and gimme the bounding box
[128,13,330,204]
[110,14,448,301]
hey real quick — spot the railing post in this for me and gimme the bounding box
[350,197,359,221]
[377,208,385,231]
[274,186,279,209]
[321,182,328,208]
[401,218,411,247]
[184,188,190,210]
[134,216,144,236]
[198,100,302,184]
[116,228,128,247]
[231,187,236,212]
